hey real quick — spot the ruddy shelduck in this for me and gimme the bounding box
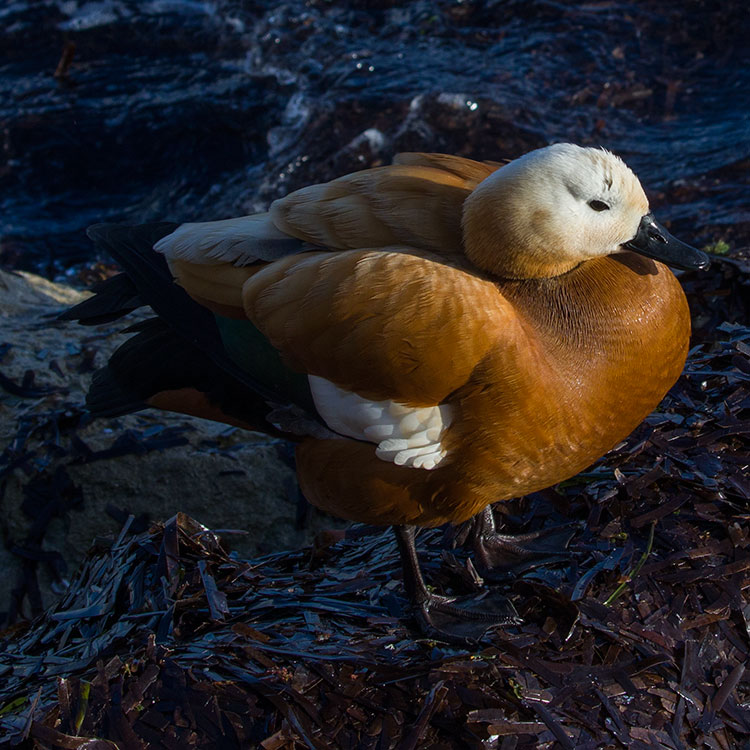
[64,144,709,639]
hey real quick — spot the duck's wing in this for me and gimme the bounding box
[269,160,493,258]
[154,155,502,267]
[68,225,517,473]
[240,247,514,407]
[153,213,308,267]
[234,247,519,472]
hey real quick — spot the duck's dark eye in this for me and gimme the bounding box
[588,199,610,212]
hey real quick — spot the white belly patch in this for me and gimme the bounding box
[308,376,453,470]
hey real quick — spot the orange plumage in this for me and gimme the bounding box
[66,143,708,638]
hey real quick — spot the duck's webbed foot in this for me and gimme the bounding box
[413,589,521,644]
[467,506,576,579]
[394,525,519,643]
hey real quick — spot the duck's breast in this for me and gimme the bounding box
[441,252,691,504]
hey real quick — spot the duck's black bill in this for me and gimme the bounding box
[624,214,710,271]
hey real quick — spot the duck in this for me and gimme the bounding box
[63,143,709,641]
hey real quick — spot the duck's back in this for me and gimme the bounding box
[270,154,498,256]
[155,154,500,269]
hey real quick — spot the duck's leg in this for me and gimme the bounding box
[393,525,519,642]
[468,505,575,576]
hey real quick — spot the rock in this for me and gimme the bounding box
[0,269,339,619]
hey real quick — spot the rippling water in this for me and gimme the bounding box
[1,0,748,275]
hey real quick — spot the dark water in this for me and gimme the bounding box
[1,0,748,277]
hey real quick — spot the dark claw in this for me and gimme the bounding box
[393,507,578,641]
[393,524,520,643]
[415,589,521,644]
[469,506,577,579]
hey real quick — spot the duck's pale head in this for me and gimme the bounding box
[462,143,709,279]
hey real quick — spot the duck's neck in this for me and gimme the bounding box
[497,252,690,363]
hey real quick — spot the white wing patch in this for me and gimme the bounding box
[308,376,453,470]
[154,213,304,266]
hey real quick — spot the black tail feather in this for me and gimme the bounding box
[87,317,288,434]
[86,365,149,418]
[58,273,143,325]
[66,222,303,430]
[76,223,283,404]
[60,223,178,325]
[86,317,199,418]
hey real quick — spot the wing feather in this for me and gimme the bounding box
[154,213,305,266]
[154,155,503,270]
[270,165,478,256]
[241,249,515,406]
[392,152,500,183]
